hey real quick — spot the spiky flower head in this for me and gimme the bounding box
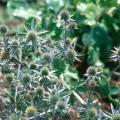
[112,114,120,120]
[36,86,44,96]
[26,31,37,41]
[88,107,97,118]
[29,63,37,70]
[60,10,69,21]
[25,106,37,117]
[50,95,59,105]
[110,47,120,62]
[66,49,76,62]
[23,74,30,84]
[41,66,49,76]
[0,24,8,33]
[68,22,77,29]
[43,53,52,63]
[5,74,14,83]
[87,66,97,76]
[57,101,66,110]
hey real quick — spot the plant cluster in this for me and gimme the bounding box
[0,4,120,120]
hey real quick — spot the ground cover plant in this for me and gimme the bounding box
[0,0,120,120]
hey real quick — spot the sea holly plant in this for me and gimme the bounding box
[0,9,120,120]
[0,10,85,120]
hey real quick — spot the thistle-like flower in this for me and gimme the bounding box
[65,49,81,63]
[85,66,103,80]
[39,66,57,81]
[57,101,66,110]
[20,19,47,43]
[110,47,120,62]
[60,10,70,21]
[36,85,44,96]
[43,53,52,64]
[25,106,37,117]
[88,107,97,118]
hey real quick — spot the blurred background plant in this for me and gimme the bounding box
[0,0,120,119]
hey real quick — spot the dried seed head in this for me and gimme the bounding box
[57,101,66,110]
[43,53,52,63]
[0,24,8,33]
[27,31,37,41]
[5,74,14,83]
[60,10,69,21]
[23,74,30,84]
[88,107,97,118]
[88,80,96,88]
[36,86,44,96]
[87,66,97,76]
[112,114,120,120]
[41,66,49,76]
[50,95,59,105]
[25,106,37,117]
[68,22,77,29]
[29,63,37,70]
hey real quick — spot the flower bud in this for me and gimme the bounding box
[27,31,37,41]
[41,67,49,76]
[57,101,66,110]
[29,63,37,70]
[43,53,52,63]
[60,10,69,21]
[23,74,30,84]
[36,86,44,96]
